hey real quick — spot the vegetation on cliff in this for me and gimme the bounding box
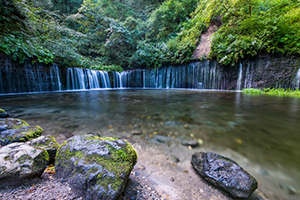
[0,0,299,70]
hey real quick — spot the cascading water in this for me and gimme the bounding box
[244,63,253,89]
[2,54,299,94]
[0,58,63,93]
[296,69,300,89]
[0,59,233,94]
[66,68,111,90]
[237,62,243,90]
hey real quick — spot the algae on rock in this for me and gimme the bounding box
[26,136,60,162]
[56,134,137,200]
[0,118,43,146]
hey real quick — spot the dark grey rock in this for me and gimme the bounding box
[155,135,171,143]
[181,140,198,147]
[0,118,43,146]
[0,142,49,188]
[191,152,257,199]
[56,134,137,200]
[0,112,9,118]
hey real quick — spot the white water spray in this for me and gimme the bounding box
[237,63,243,90]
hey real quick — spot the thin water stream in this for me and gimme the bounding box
[0,89,300,199]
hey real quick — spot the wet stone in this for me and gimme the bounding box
[191,152,258,199]
[155,135,171,143]
[181,140,198,147]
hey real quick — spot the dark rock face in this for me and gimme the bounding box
[56,134,137,200]
[191,152,257,199]
[0,118,43,146]
[0,112,9,118]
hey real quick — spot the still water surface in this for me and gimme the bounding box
[1,89,299,199]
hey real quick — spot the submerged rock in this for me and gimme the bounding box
[0,108,9,118]
[26,136,60,162]
[181,140,198,147]
[56,134,137,200]
[155,135,171,143]
[191,152,257,199]
[0,118,43,146]
[0,142,49,188]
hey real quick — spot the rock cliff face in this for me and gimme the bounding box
[237,54,300,89]
[0,53,299,93]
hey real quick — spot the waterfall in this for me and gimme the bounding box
[296,69,300,89]
[66,68,113,90]
[0,59,241,94]
[237,62,243,90]
[0,57,63,93]
[51,64,62,91]
[243,63,252,89]
[6,55,300,94]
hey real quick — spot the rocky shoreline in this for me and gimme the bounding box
[0,108,268,200]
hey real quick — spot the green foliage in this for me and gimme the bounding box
[52,0,83,14]
[0,33,54,64]
[1,0,299,69]
[147,0,198,40]
[242,88,262,95]
[129,41,171,68]
[91,65,123,72]
[208,0,300,65]
[243,88,300,97]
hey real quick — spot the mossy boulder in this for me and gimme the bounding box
[0,118,43,146]
[0,109,9,118]
[0,142,49,188]
[26,136,60,162]
[56,134,137,200]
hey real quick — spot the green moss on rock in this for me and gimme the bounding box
[0,109,5,113]
[56,134,137,200]
[26,136,60,162]
[0,118,43,146]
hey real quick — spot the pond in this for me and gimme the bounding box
[1,89,299,199]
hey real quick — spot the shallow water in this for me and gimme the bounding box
[1,89,300,199]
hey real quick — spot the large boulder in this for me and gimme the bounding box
[191,152,257,199]
[26,136,60,162]
[56,134,138,200]
[0,118,43,146]
[0,142,49,188]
